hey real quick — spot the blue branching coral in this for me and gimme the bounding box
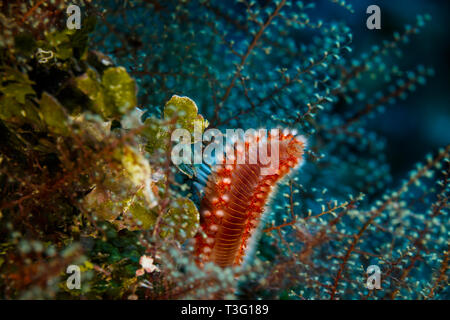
[0,0,448,299]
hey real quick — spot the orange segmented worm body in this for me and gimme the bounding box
[194,130,306,267]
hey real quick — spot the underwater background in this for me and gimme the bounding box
[0,0,449,299]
